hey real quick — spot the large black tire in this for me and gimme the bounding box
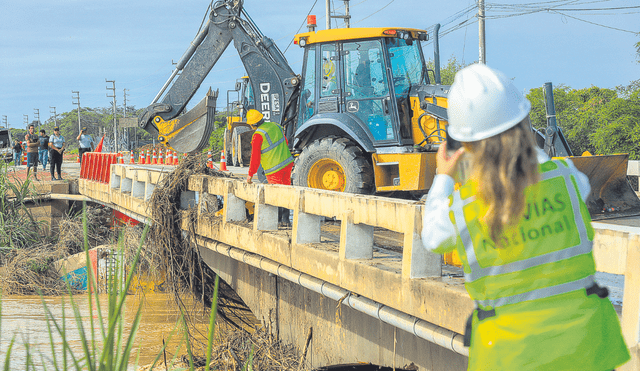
[292,137,373,194]
[231,126,252,167]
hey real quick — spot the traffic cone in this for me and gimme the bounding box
[118,152,124,164]
[165,150,171,165]
[146,150,151,164]
[159,148,164,165]
[140,151,146,164]
[173,151,179,165]
[220,150,228,171]
[207,150,213,169]
[152,149,157,165]
[130,151,135,164]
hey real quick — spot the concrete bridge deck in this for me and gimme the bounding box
[69,161,640,371]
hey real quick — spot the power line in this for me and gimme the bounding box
[351,0,396,26]
[284,0,320,53]
[550,10,639,34]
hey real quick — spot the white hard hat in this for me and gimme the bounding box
[447,64,530,142]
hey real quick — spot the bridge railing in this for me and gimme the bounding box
[78,164,639,368]
[186,175,442,279]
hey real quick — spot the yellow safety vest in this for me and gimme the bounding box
[452,159,595,310]
[253,122,293,175]
[447,159,630,370]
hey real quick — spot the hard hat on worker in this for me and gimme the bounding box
[246,109,264,127]
[447,64,531,142]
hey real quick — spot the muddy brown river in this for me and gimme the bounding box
[0,293,211,370]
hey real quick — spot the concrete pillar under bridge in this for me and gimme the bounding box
[197,243,468,371]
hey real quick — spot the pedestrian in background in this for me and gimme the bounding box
[49,127,65,181]
[25,124,39,181]
[245,109,294,223]
[421,64,629,370]
[76,127,94,164]
[12,140,22,166]
[38,129,49,171]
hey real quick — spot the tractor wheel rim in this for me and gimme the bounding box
[309,159,346,192]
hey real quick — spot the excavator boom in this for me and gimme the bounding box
[138,0,299,153]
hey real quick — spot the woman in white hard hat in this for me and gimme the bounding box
[422,64,629,370]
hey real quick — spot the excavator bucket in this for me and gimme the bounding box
[162,89,218,154]
[569,154,640,220]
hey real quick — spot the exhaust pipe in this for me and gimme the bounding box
[433,23,441,85]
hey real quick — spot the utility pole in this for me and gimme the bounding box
[478,0,486,64]
[124,88,132,150]
[72,91,81,134]
[50,107,58,127]
[106,79,117,151]
[24,115,28,127]
[34,109,40,127]
[2,115,7,128]
[326,0,331,29]
[325,0,351,29]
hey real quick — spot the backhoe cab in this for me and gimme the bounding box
[291,27,449,194]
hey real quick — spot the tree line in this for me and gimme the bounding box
[430,53,640,160]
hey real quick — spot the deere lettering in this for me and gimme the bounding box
[260,83,271,120]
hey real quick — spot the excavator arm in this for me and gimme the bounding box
[138,0,300,153]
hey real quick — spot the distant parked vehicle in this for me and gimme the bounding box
[0,128,13,163]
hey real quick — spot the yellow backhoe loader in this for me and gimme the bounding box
[137,0,639,222]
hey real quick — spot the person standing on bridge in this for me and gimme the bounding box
[245,109,294,223]
[76,127,94,164]
[25,124,40,181]
[421,64,629,371]
[12,139,22,167]
[38,129,49,171]
[49,127,65,181]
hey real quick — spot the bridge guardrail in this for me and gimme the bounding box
[78,164,639,368]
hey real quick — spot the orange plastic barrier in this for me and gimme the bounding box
[79,152,119,184]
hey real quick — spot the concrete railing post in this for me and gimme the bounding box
[224,181,246,223]
[254,185,278,231]
[293,190,322,244]
[339,209,373,260]
[402,205,441,278]
[621,234,640,371]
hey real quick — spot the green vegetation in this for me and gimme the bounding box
[0,161,44,249]
[527,81,640,159]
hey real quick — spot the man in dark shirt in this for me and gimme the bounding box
[25,124,39,181]
[12,140,22,166]
[38,129,49,171]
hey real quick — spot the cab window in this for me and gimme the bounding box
[386,38,424,97]
[320,44,338,97]
[343,40,389,99]
[299,47,316,124]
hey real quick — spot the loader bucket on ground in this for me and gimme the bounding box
[569,154,640,220]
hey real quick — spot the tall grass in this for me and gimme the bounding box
[0,160,45,249]
[0,204,222,371]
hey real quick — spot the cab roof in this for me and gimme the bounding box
[293,27,428,46]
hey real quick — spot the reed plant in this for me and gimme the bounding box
[0,203,221,371]
[0,160,45,249]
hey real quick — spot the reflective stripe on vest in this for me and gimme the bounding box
[451,160,594,309]
[254,122,293,175]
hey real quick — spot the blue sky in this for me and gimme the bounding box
[1,0,638,129]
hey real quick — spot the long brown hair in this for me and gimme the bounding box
[465,118,540,243]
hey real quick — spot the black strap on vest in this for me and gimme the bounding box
[463,284,608,347]
[463,308,496,347]
[586,283,609,299]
